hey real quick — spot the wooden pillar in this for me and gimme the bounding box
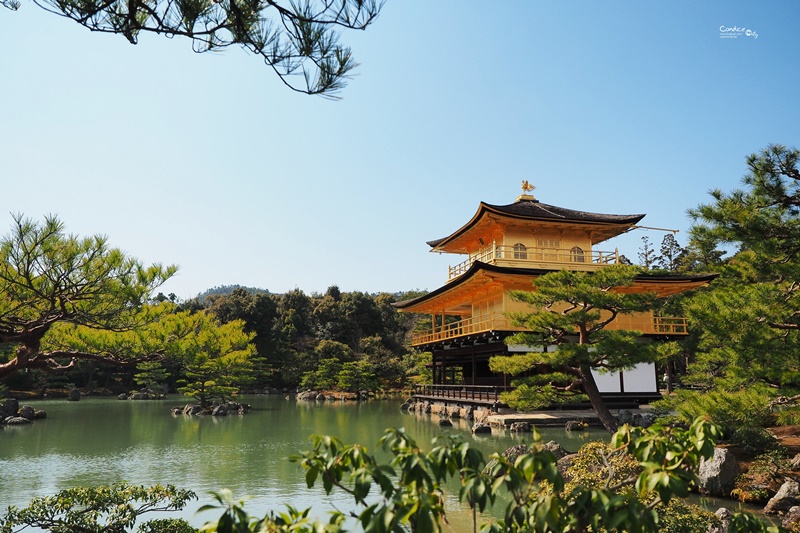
[471,345,477,386]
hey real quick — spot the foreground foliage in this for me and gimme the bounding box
[558,440,719,533]
[2,0,382,97]
[2,420,782,532]
[0,483,196,533]
[198,418,782,533]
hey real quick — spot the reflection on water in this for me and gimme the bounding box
[0,396,604,526]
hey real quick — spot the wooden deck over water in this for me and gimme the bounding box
[486,407,653,428]
[413,384,511,406]
[413,384,658,410]
[486,410,604,428]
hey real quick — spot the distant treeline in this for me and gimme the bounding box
[5,286,429,394]
[181,286,429,390]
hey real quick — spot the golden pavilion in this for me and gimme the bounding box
[394,185,716,406]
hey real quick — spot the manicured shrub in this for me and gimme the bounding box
[137,518,198,533]
[656,497,720,533]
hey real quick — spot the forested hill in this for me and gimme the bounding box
[195,285,271,302]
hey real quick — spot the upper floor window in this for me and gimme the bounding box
[513,243,528,259]
[571,246,585,263]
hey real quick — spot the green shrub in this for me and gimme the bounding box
[561,436,721,532]
[562,440,640,490]
[138,518,198,533]
[656,388,774,437]
[730,426,782,454]
[299,358,342,390]
[656,498,720,533]
[774,406,800,426]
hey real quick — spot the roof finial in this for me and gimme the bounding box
[521,180,536,195]
[518,180,537,201]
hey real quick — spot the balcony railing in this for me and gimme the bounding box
[447,243,619,281]
[412,313,526,345]
[413,384,512,403]
[654,317,688,334]
[412,313,688,345]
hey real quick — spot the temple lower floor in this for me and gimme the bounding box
[415,332,663,408]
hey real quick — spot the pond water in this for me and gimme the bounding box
[0,395,605,528]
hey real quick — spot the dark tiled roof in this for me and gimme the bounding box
[490,199,645,224]
[427,198,645,248]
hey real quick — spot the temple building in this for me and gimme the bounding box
[394,185,716,407]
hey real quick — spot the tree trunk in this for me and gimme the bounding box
[665,360,674,394]
[579,365,618,433]
[0,340,38,379]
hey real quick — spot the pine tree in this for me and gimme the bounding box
[656,234,686,272]
[2,0,382,96]
[489,265,659,433]
[638,236,657,269]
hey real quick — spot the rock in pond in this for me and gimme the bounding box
[509,421,532,433]
[782,505,800,530]
[1,398,19,418]
[471,423,492,434]
[698,448,740,498]
[542,440,569,460]
[708,507,732,533]
[565,420,587,431]
[765,480,800,515]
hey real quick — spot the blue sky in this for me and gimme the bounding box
[1,1,798,299]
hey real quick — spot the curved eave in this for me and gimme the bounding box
[635,272,719,283]
[392,262,551,312]
[392,264,719,311]
[427,201,645,252]
[630,271,719,297]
